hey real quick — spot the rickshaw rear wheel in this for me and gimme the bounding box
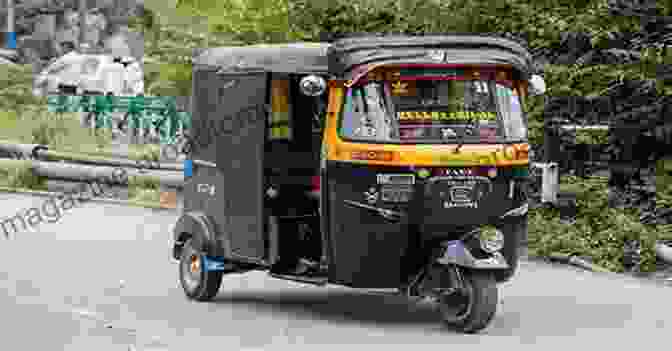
[179,238,223,301]
[439,271,497,334]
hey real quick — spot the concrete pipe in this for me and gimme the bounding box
[0,158,184,189]
[0,142,182,171]
[655,241,672,265]
[42,150,184,172]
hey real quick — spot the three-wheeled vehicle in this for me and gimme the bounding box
[173,35,545,333]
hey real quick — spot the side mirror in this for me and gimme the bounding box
[299,75,327,96]
[528,74,546,96]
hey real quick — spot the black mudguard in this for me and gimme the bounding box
[435,240,509,270]
[172,211,230,260]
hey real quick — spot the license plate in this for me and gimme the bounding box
[381,185,413,202]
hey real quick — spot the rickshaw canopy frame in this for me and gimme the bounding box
[191,35,535,80]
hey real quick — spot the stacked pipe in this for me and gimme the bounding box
[0,142,184,190]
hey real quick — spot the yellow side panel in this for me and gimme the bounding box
[271,79,290,113]
[270,79,291,139]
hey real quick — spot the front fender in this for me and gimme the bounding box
[172,211,228,260]
[435,240,509,270]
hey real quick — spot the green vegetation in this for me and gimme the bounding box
[128,174,161,203]
[656,160,672,209]
[0,159,47,190]
[144,63,193,97]
[0,64,165,201]
[531,176,672,273]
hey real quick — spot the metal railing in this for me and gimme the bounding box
[46,95,191,145]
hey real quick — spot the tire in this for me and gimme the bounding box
[178,238,223,301]
[440,271,498,334]
[494,217,527,283]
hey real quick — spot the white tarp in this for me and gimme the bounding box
[34,53,144,96]
[101,61,126,95]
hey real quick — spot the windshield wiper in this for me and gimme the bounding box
[453,112,477,153]
[343,200,404,222]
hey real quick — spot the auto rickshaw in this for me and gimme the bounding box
[172,35,545,333]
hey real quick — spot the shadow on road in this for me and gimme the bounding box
[213,289,442,326]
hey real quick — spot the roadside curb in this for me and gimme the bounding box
[0,186,177,211]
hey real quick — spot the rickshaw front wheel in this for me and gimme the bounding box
[494,217,527,283]
[439,271,498,334]
[179,238,223,301]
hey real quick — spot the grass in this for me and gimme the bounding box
[530,174,672,273]
[0,159,48,190]
[0,109,161,160]
[0,109,110,149]
[128,174,161,204]
[0,108,165,204]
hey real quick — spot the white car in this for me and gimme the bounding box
[33,52,144,97]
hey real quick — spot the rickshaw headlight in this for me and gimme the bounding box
[479,226,504,253]
[299,75,327,96]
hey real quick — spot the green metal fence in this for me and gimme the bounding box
[46,95,192,145]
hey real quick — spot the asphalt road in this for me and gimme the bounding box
[0,192,669,350]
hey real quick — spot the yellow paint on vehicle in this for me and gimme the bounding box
[327,141,529,167]
[269,79,291,139]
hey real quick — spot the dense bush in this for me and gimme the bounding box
[529,176,672,272]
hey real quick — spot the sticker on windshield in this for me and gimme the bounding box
[479,127,498,141]
[400,127,425,139]
[396,111,497,122]
[391,81,409,95]
[354,125,377,137]
[441,128,457,138]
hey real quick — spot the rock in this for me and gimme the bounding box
[10,0,145,65]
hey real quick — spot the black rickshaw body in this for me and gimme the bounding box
[173,35,534,290]
[319,35,533,288]
[173,43,330,268]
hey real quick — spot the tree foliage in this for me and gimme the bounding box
[0,64,46,116]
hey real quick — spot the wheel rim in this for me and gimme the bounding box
[181,249,202,291]
[440,279,474,323]
[190,255,201,274]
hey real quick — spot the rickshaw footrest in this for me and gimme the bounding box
[268,272,328,286]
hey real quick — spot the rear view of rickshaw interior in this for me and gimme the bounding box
[264,72,328,274]
[176,35,543,333]
[182,43,332,282]
[341,66,528,145]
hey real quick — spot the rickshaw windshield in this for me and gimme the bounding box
[339,70,527,144]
